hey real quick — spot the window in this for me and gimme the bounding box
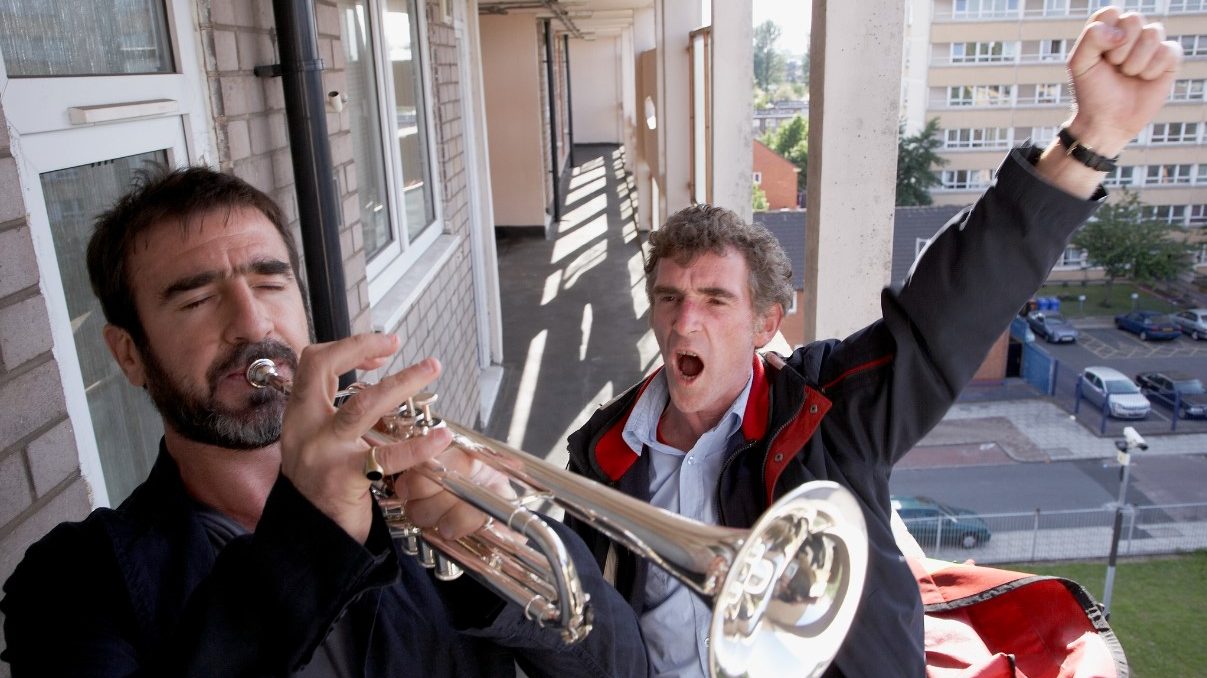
[1190,205,1207,227]
[1145,205,1187,225]
[0,0,173,76]
[949,41,1018,63]
[1171,79,1206,101]
[1058,247,1087,267]
[1043,0,1070,16]
[1149,122,1199,144]
[943,127,1011,149]
[940,169,993,190]
[339,0,439,302]
[1175,35,1207,57]
[947,84,1013,107]
[752,171,762,185]
[1030,126,1058,145]
[1144,164,1194,185]
[1040,39,1068,62]
[1034,83,1063,104]
[953,0,1019,18]
[1170,0,1207,11]
[1103,166,1136,187]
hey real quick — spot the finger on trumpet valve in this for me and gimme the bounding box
[412,392,441,435]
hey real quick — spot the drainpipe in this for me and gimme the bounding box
[563,33,574,164]
[544,19,561,222]
[257,0,352,368]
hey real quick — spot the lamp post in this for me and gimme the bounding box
[1103,426,1146,616]
[1130,292,1139,311]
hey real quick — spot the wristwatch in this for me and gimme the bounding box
[1056,127,1119,172]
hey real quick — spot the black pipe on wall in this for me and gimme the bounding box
[563,33,574,161]
[543,19,561,223]
[266,0,352,359]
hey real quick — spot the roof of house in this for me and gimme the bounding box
[753,210,807,289]
[754,203,971,291]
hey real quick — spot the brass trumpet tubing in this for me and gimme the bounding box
[444,421,744,597]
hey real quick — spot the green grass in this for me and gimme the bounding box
[1035,281,1181,317]
[997,551,1207,676]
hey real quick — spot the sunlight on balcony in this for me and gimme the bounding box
[506,328,547,450]
[579,303,592,361]
[552,204,607,263]
[546,379,615,471]
[637,327,661,374]
[563,238,608,290]
[540,269,562,306]
[627,249,649,319]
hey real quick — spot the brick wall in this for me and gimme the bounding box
[753,139,799,210]
[0,102,92,668]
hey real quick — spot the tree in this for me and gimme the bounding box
[895,118,947,206]
[761,114,808,194]
[753,21,785,90]
[752,183,769,211]
[1071,190,1195,305]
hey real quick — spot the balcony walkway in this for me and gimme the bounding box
[483,144,656,467]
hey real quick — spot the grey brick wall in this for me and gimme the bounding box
[0,101,92,668]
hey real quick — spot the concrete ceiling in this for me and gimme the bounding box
[479,0,655,39]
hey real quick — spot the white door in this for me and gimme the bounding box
[1,0,212,506]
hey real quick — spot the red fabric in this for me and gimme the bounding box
[593,372,658,481]
[762,386,831,504]
[911,560,1122,678]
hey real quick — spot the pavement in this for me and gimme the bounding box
[485,144,1207,470]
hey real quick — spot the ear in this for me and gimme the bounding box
[103,324,147,388]
[753,302,785,348]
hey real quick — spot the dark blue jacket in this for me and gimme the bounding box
[565,145,1102,676]
[2,443,649,677]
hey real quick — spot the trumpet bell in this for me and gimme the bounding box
[711,482,867,678]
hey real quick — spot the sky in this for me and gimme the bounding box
[751,0,811,57]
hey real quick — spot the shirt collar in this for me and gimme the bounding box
[622,366,755,455]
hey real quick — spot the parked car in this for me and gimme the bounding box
[1135,371,1207,419]
[1078,366,1151,419]
[1114,311,1181,341]
[892,496,991,549]
[1172,308,1207,340]
[1026,311,1079,343]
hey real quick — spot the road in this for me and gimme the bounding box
[890,452,1207,515]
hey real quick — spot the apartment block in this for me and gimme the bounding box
[902,0,1207,280]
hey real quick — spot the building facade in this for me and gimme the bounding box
[902,0,1207,281]
[753,138,801,209]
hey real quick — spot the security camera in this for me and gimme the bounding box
[1122,426,1148,451]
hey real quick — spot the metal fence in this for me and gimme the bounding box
[902,502,1207,565]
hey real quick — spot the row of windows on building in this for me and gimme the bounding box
[934,34,1207,66]
[943,163,1207,192]
[942,120,1207,150]
[936,75,1205,107]
[942,0,1202,22]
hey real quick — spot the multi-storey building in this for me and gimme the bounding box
[902,0,1207,281]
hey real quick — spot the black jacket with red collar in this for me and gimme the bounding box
[565,145,1103,677]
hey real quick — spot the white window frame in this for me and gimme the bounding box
[359,0,444,305]
[1,0,213,508]
[1170,79,1206,101]
[752,171,763,185]
[1145,204,1187,225]
[1144,164,1195,185]
[1190,205,1207,227]
[1175,35,1207,57]
[939,169,993,191]
[1170,0,1207,12]
[1149,121,1199,144]
[943,127,1011,149]
[1103,165,1137,187]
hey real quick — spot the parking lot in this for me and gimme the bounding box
[1035,318,1207,437]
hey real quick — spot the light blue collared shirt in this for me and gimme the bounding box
[621,368,753,678]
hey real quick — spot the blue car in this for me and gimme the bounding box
[1114,311,1181,341]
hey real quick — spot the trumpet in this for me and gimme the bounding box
[247,358,867,677]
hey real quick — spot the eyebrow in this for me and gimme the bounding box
[651,284,738,300]
[160,259,293,303]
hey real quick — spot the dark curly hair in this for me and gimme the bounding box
[644,204,793,315]
[86,166,302,346]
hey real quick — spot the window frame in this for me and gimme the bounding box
[354,0,445,305]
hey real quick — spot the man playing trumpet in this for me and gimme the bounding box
[562,7,1182,677]
[1,168,648,676]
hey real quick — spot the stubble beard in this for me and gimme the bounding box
[140,339,298,450]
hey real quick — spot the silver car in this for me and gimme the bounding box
[1026,311,1079,343]
[1173,308,1207,340]
[1078,366,1151,419]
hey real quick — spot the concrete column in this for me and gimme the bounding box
[710,0,753,222]
[804,0,904,342]
[655,0,700,219]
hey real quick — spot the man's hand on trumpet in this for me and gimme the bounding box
[279,332,453,543]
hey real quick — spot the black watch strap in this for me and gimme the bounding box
[1056,127,1119,172]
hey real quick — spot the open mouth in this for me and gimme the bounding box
[676,351,704,379]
